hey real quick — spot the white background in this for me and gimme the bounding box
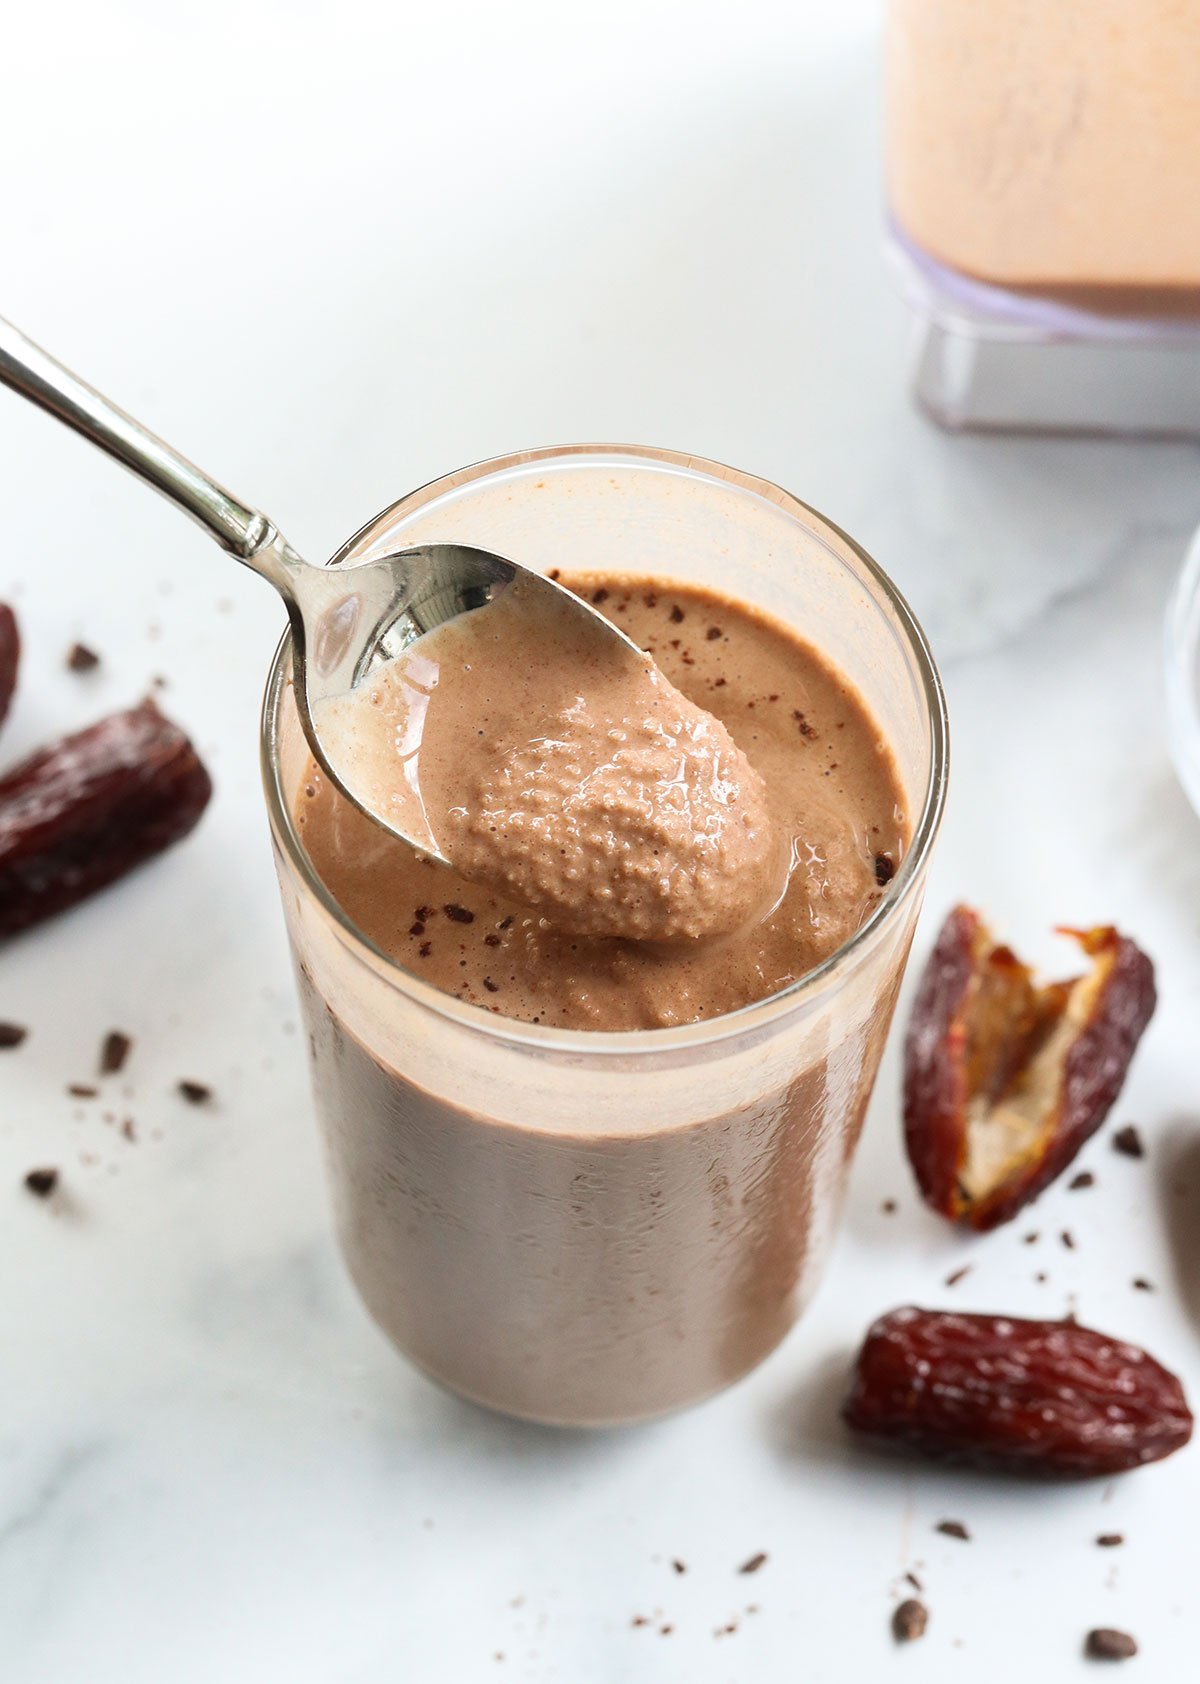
[2,2,1200,1679]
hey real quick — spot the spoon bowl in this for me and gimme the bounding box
[0,316,640,859]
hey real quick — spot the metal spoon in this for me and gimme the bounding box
[0,315,639,858]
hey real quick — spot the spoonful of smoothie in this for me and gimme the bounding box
[0,317,776,940]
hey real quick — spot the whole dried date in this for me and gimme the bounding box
[0,603,19,731]
[0,700,212,937]
[843,1307,1192,1477]
[904,906,1155,1229]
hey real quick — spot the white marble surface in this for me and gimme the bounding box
[3,3,1200,1679]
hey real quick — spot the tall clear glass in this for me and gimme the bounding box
[261,446,948,1426]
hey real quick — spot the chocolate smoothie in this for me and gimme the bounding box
[280,572,911,1422]
[300,576,905,1030]
[887,0,1200,317]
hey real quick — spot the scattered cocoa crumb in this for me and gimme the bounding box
[1035,1271,1048,1283]
[713,676,726,687]
[0,1022,28,1049]
[1061,1229,1077,1250]
[904,1572,924,1593]
[1023,1231,1040,1245]
[100,1031,132,1074]
[659,1625,672,1637]
[67,1083,98,1098]
[498,915,514,930]
[671,1560,686,1575]
[547,568,561,581]
[120,1117,137,1141]
[893,1600,928,1643]
[1069,1171,1096,1190]
[591,587,609,604]
[631,1616,649,1628]
[738,1553,767,1575]
[66,642,101,672]
[1085,1628,1137,1661]
[881,1198,898,1214]
[936,1520,970,1541]
[409,922,425,937]
[177,1080,212,1105]
[944,1265,971,1288]
[1112,1125,1145,1159]
[418,941,432,958]
[792,710,817,740]
[874,853,895,886]
[484,933,502,947]
[714,1622,738,1638]
[483,978,499,993]
[669,605,684,624]
[415,905,433,921]
[1132,1277,1154,1292]
[643,592,658,608]
[24,1167,58,1198]
[1096,1534,1125,1549]
[706,626,722,641]
[444,904,475,924]
[768,692,779,702]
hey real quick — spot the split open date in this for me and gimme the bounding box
[0,601,211,938]
[903,906,1155,1229]
[843,1307,1192,1477]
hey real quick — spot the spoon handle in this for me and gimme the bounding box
[0,314,276,563]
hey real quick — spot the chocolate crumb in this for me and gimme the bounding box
[1096,1534,1125,1549]
[893,1600,928,1643]
[100,1031,132,1075]
[881,1198,898,1214]
[1035,1271,1048,1283]
[1061,1229,1077,1250]
[444,904,475,924]
[418,941,432,958]
[706,626,722,641]
[484,933,502,947]
[409,922,426,937]
[120,1117,137,1141]
[936,1519,970,1541]
[904,1572,924,1593]
[1132,1276,1154,1292]
[874,853,895,886]
[1069,1171,1096,1190]
[669,605,684,624]
[1085,1628,1137,1661]
[642,592,658,608]
[591,587,609,604]
[483,978,500,993]
[24,1167,58,1198]
[1113,1125,1145,1160]
[66,642,101,672]
[944,1265,971,1288]
[177,1080,212,1105]
[631,1616,649,1628]
[498,916,514,930]
[738,1552,767,1575]
[67,1083,98,1098]
[547,568,561,581]
[792,710,817,741]
[659,1625,672,1637]
[415,905,433,921]
[1024,1231,1040,1245]
[0,1022,28,1049]
[671,1560,686,1575]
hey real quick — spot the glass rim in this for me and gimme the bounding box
[260,442,950,1056]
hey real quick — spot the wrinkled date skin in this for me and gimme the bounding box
[0,699,212,938]
[844,1307,1193,1477]
[904,906,1155,1229]
[0,603,18,731]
